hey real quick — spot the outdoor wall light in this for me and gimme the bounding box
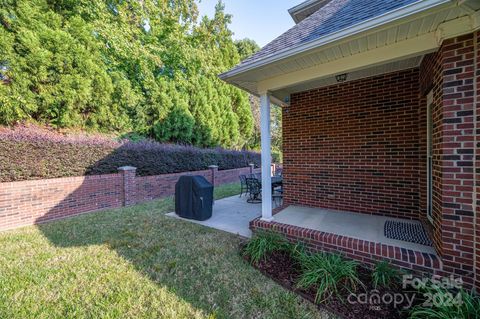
[335,73,348,82]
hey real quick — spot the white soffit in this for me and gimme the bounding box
[272,55,424,103]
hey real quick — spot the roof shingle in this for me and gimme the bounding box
[236,0,420,67]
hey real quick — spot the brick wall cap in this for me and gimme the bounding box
[118,166,137,171]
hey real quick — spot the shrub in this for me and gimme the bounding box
[409,285,480,319]
[0,125,261,182]
[243,231,292,264]
[372,260,402,289]
[296,252,361,303]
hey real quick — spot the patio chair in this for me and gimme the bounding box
[245,178,262,204]
[239,175,248,197]
[272,186,283,207]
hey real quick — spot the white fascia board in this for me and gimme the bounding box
[435,13,480,43]
[219,0,453,81]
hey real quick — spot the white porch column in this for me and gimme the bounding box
[260,93,273,221]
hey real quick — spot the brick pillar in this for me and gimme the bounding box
[249,163,255,175]
[209,165,219,186]
[437,33,476,287]
[118,166,137,206]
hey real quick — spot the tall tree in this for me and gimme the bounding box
[0,0,257,150]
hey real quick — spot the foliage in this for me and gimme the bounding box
[0,125,260,182]
[246,96,283,162]
[235,38,260,61]
[372,260,402,289]
[409,285,480,319]
[296,252,361,304]
[0,0,258,149]
[243,231,293,264]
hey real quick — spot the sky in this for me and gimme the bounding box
[197,0,298,47]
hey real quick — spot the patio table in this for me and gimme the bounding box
[257,176,282,191]
[271,176,283,188]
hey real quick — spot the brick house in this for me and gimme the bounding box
[220,0,480,290]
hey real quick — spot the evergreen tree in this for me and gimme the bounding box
[0,0,258,150]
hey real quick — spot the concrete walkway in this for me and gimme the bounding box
[166,195,261,238]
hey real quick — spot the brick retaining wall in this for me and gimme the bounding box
[0,165,260,231]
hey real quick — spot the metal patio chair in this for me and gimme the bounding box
[239,175,248,197]
[245,178,262,203]
[273,186,283,207]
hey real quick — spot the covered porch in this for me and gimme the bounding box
[220,0,480,286]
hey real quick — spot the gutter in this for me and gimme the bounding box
[220,0,453,81]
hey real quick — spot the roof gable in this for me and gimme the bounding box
[238,0,420,67]
[289,0,332,23]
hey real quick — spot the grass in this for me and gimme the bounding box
[213,182,241,200]
[0,182,331,319]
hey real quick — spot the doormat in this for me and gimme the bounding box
[384,221,432,246]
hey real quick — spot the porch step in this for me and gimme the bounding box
[250,217,443,276]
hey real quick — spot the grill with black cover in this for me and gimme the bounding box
[175,176,214,221]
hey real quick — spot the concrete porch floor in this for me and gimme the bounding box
[167,196,436,255]
[274,206,436,254]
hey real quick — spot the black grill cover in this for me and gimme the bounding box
[175,176,214,221]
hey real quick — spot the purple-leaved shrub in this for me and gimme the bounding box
[0,125,260,182]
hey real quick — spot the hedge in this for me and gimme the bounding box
[0,126,261,182]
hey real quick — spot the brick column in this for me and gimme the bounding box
[249,163,255,175]
[209,165,219,186]
[437,33,476,287]
[118,166,137,207]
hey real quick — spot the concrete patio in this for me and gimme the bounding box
[167,195,436,255]
[166,195,262,237]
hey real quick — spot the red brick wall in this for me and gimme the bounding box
[0,166,258,231]
[0,174,123,231]
[419,50,444,256]
[132,170,212,204]
[426,33,477,287]
[284,69,423,220]
[475,31,480,291]
[282,32,479,289]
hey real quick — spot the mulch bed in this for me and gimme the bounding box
[245,251,419,319]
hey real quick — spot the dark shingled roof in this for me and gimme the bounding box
[233,0,420,69]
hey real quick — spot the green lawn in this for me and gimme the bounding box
[0,183,331,319]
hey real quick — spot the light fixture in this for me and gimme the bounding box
[335,73,348,82]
